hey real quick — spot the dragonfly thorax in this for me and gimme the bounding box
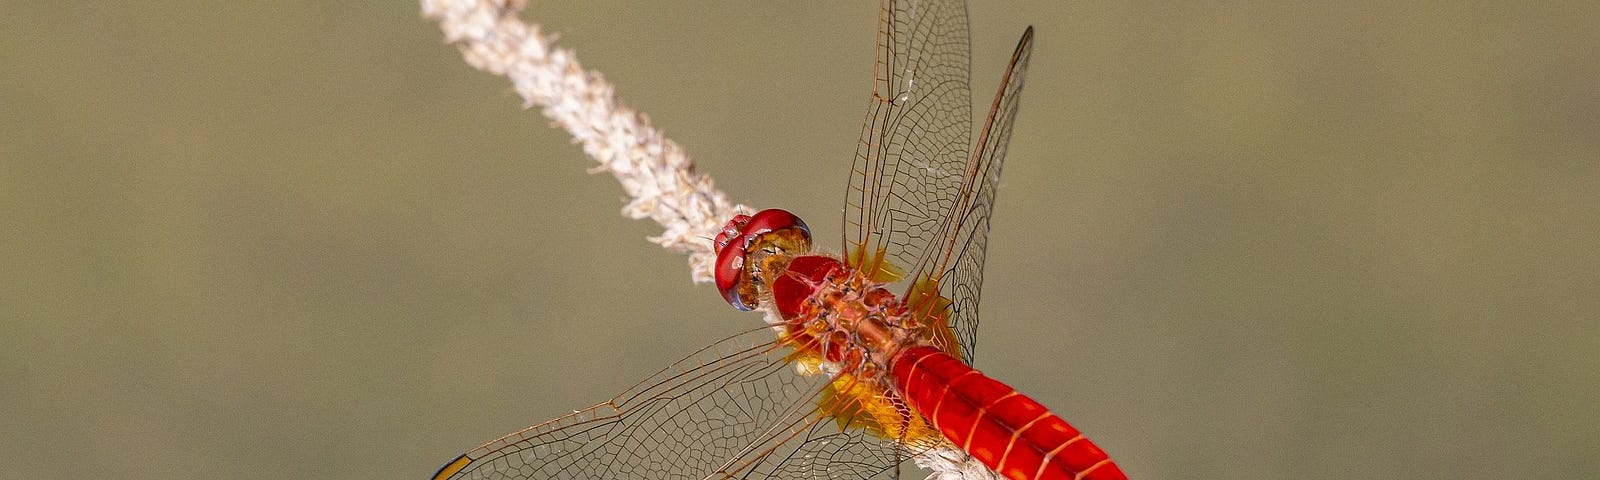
[772,255,915,364]
[762,253,954,447]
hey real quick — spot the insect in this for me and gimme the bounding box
[432,1,1125,479]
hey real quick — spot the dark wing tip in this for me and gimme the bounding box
[1016,26,1035,61]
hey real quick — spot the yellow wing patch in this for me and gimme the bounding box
[904,275,963,363]
[818,372,941,445]
[847,244,906,283]
[430,454,471,480]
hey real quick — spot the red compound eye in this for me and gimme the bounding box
[713,209,810,310]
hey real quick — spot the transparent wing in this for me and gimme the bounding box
[432,328,909,480]
[938,27,1034,364]
[843,0,1035,364]
[844,0,972,280]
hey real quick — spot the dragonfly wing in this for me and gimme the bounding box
[938,27,1034,364]
[844,0,972,283]
[433,328,907,480]
[741,416,909,479]
[845,0,1037,366]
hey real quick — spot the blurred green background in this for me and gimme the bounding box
[3,2,1597,479]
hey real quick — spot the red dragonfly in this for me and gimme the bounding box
[432,1,1125,479]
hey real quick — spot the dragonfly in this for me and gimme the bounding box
[432,1,1125,479]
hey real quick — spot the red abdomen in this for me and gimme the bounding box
[891,346,1127,480]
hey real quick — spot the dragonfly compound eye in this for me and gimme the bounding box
[713,209,811,311]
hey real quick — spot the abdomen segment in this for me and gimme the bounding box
[890,346,1127,480]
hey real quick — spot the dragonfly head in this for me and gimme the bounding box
[714,209,812,311]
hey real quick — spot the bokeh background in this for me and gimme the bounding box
[3,2,1596,479]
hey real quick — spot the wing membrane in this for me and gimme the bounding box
[433,328,907,480]
[844,0,972,282]
[939,27,1034,363]
[844,0,1036,364]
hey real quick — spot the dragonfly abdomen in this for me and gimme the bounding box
[891,346,1127,480]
